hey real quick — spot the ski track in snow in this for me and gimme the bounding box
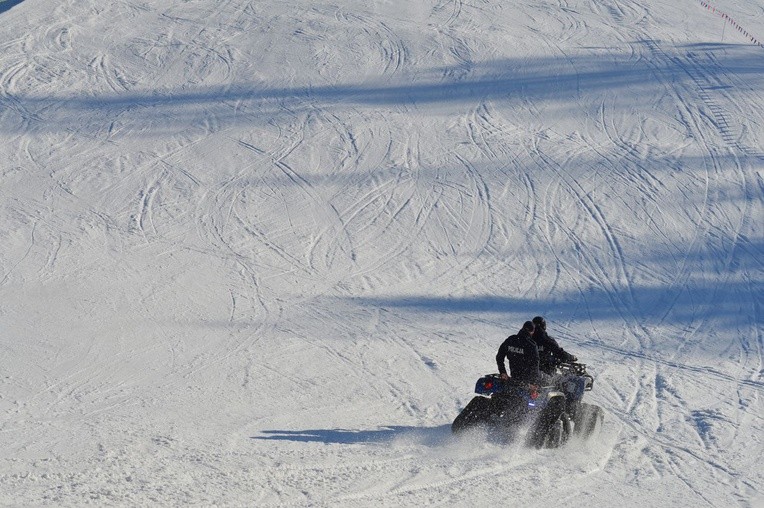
[0,0,762,506]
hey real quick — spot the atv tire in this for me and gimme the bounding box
[542,412,571,448]
[572,402,604,439]
[527,395,570,449]
[452,396,493,433]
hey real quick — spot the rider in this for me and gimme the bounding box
[531,316,577,375]
[530,316,587,410]
[496,321,548,384]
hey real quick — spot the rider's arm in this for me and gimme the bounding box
[544,334,577,362]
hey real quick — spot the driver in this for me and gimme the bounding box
[530,316,588,410]
[531,316,577,375]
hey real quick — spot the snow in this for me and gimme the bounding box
[0,0,762,505]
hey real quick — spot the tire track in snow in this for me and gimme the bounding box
[514,25,669,454]
[447,153,495,281]
[525,133,645,334]
[194,124,308,323]
[435,102,531,294]
[333,9,407,78]
[333,461,514,505]
[300,108,370,278]
[89,53,134,94]
[0,220,36,288]
[328,131,440,283]
[147,0,238,90]
[580,0,748,390]
[193,106,385,320]
[606,402,760,499]
[197,115,310,272]
[587,14,762,495]
[0,58,31,95]
[433,0,463,29]
[640,38,757,367]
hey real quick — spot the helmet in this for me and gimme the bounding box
[532,316,546,330]
[522,321,535,333]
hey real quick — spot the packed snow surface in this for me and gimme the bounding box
[1,0,762,505]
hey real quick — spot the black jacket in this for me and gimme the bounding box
[496,330,542,383]
[532,329,575,374]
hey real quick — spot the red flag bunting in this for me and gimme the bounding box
[698,0,763,49]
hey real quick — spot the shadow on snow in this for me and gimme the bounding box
[2,42,762,135]
[341,260,763,326]
[253,424,451,445]
[0,0,24,14]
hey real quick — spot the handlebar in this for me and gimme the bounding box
[557,362,594,390]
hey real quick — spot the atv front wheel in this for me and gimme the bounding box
[541,412,571,448]
[572,402,604,439]
[527,396,570,449]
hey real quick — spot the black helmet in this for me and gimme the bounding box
[522,321,535,333]
[532,316,546,330]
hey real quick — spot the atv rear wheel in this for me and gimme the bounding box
[452,396,493,433]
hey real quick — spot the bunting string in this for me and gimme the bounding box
[699,1,763,48]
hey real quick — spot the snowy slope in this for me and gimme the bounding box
[0,0,762,505]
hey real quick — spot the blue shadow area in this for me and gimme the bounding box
[336,290,764,393]
[2,41,762,136]
[253,425,451,446]
[343,261,762,325]
[0,0,25,14]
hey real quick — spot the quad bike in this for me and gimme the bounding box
[451,362,604,448]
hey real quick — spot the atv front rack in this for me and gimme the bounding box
[558,362,595,391]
